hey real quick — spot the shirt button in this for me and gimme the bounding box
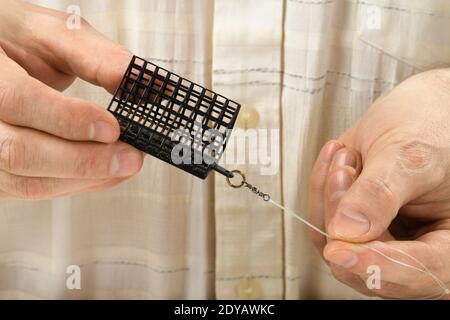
[235,278,261,299]
[236,104,259,129]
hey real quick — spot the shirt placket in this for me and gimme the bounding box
[212,0,285,299]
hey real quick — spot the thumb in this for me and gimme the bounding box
[20,2,132,94]
[328,143,441,242]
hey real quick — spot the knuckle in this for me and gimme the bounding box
[0,83,29,124]
[73,153,98,177]
[0,85,23,119]
[397,140,434,171]
[49,96,93,140]
[13,177,52,200]
[309,162,328,192]
[359,175,395,204]
[0,134,25,172]
[0,84,12,107]
[55,98,82,137]
[329,264,354,285]
[73,101,95,126]
[328,166,357,181]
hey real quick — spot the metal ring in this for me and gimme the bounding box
[226,170,246,188]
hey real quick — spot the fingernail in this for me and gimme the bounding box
[322,141,342,163]
[327,250,358,268]
[333,150,357,168]
[110,148,143,176]
[329,170,352,201]
[89,121,117,142]
[330,209,371,238]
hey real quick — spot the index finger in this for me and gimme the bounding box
[0,73,120,143]
[323,239,450,299]
[308,140,343,250]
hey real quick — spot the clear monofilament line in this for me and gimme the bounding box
[360,244,449,295]
[269,199,328,237]
[268,198,450,299]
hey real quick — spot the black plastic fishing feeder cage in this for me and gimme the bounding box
[107,56,241,179]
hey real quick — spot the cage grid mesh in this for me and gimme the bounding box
[107,56,241,179]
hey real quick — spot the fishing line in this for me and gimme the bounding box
[226,169,450,299]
